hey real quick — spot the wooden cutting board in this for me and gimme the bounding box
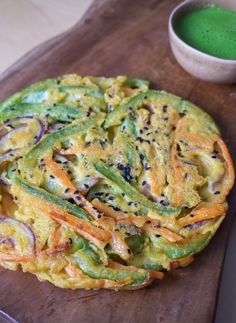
[0,1,235,322]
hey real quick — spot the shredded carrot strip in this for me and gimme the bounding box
[213,133,235,201]
[169,139,185,207]
[178,203,226,227]
[171,255,194,269]
[110,231,131,261]
[92,198,119,218]
[49,210,110,249]
[91,198,156,228]
[51,225,61,247]
[44,157,99,220]
[183,133,213,151]
[0,253,35,263]
[143,223,183,242]
[149,145,164,197]
[43,243,70,257]
[44,157,76,191]
[16,188,110,249]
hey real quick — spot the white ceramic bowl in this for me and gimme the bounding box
[168,0,236,84]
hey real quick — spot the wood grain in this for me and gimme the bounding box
[0,1,235,322]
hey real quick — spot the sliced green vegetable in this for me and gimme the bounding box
[0,79,57,111]
[123,78,150,91]
[126,234,145,254]
[59,85,104,100]
[121,115,138,137]
[104,91,168,128]
[72,249,149,286]
[153,232,211,259]
[104,90,219,131]
[13,176,90,221]
[70,236,102,264]
[0,103,84,123]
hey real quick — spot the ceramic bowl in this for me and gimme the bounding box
[168,0,236,84]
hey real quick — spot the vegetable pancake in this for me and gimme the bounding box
[0,74,234,290]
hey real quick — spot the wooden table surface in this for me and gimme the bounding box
[0,1,236,322]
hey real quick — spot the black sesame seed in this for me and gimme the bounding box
[68,238,73,244]
[155,234,161,238]
[214,191,221,195]
[160,200,170,206]
[163,105,168,113]
[137,137,144,143]
[124,232,131,237]
[64,188,70,193]
[112,206,120,211]
[127,248,131,254]
[142,181,147,186]
[140,154,145,161]
[179,110,187,117]
[144,163,151,171]
[49,175,55,179]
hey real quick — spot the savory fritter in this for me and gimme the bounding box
[0,75,234,290]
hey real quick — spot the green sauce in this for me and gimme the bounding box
[175,5,236,60]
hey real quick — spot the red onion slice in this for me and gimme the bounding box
[0,149,21,164]
[0,117,45,164]
[47,123,65,133]
[0,217,36,257]
[0,126,27,150]
[0,116,45,145]
[0,173,11,186]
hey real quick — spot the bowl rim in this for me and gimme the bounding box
[168,0,236,64]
